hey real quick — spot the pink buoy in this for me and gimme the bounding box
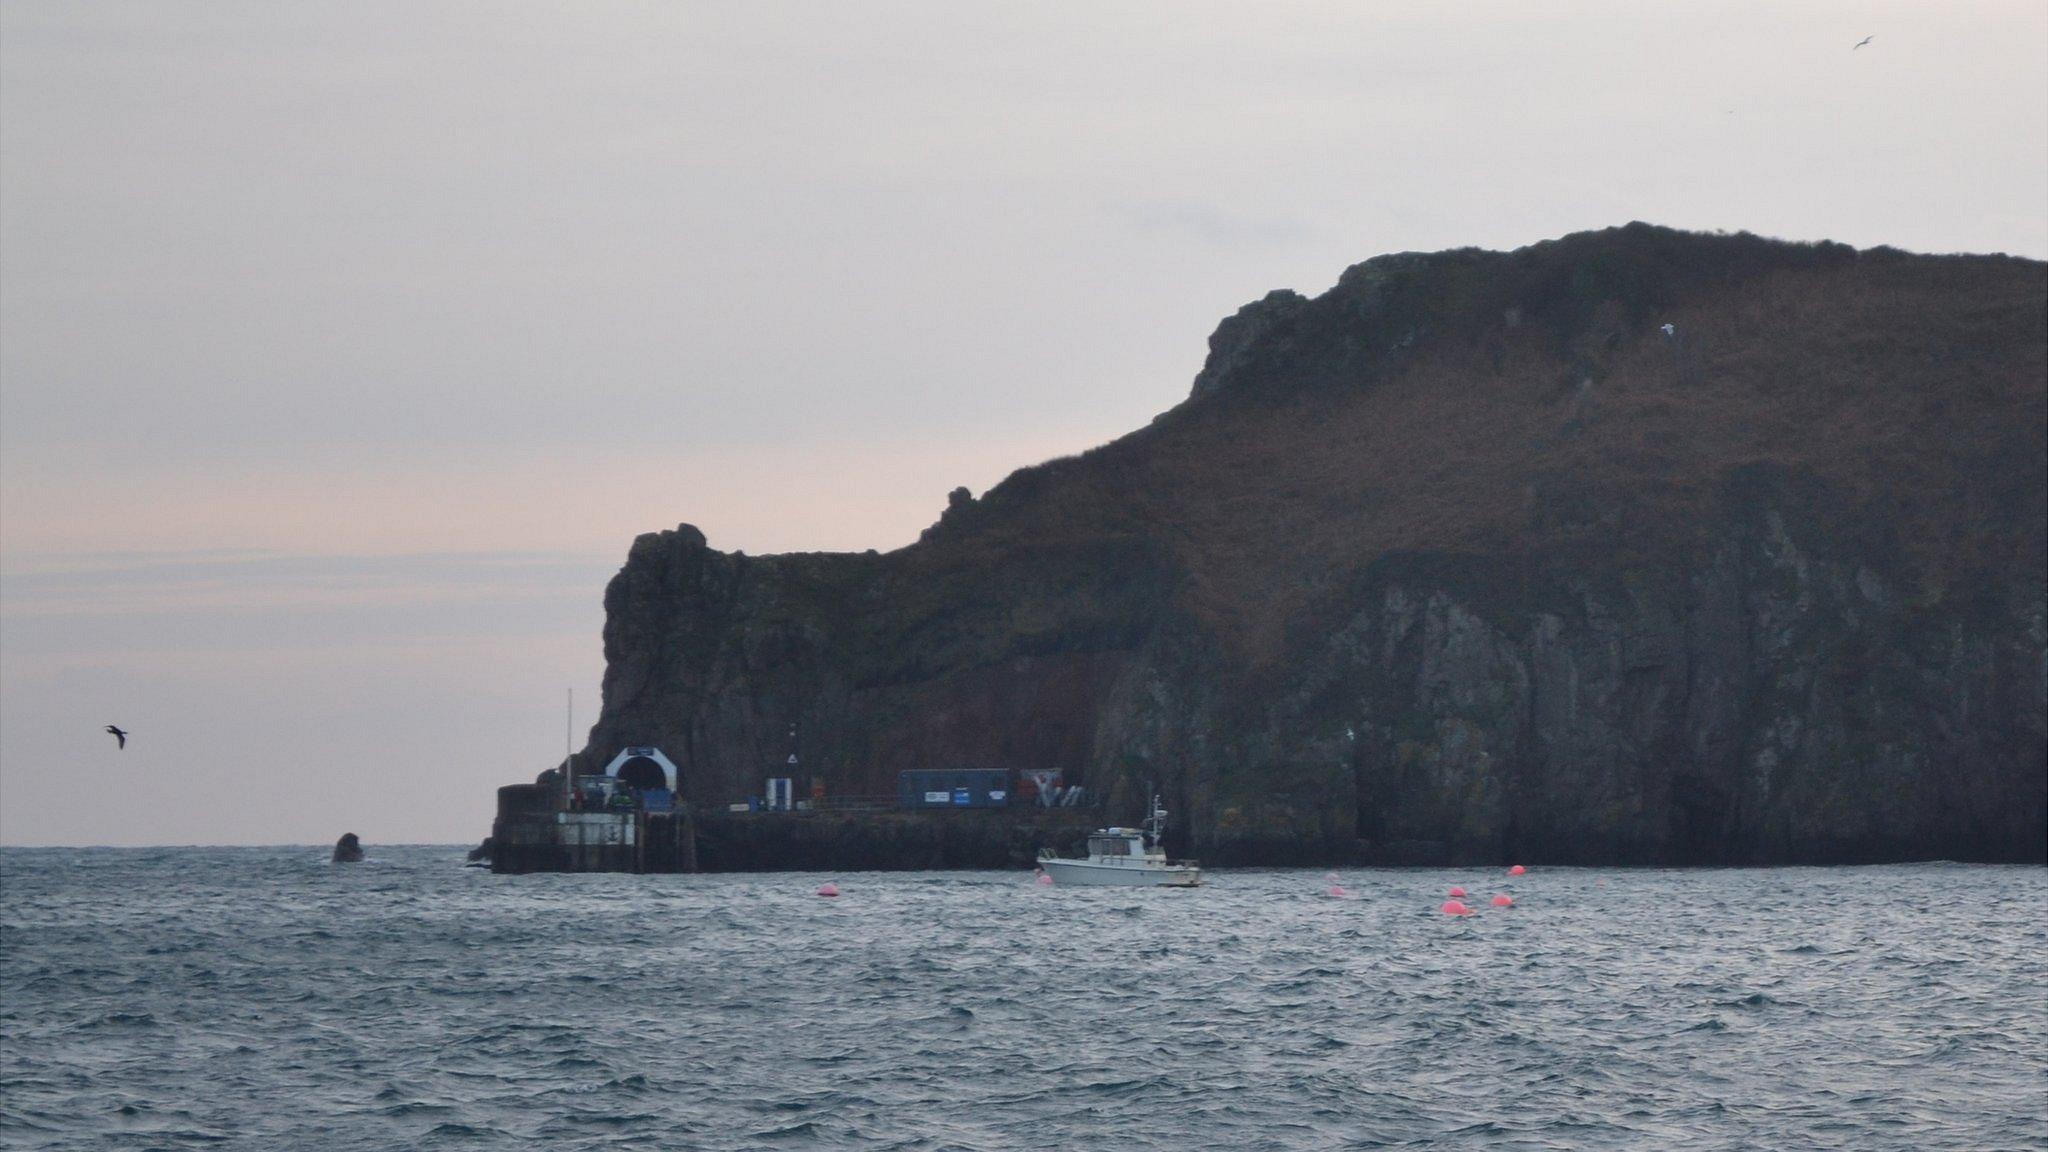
[1448,886,1467,898]
[1509,864,1526,876]
[1440,900,1473,916]
[1327,885,1348,898]
[1492,894,1513,907]
[1035,871,1053,886]
[816,883,839,897]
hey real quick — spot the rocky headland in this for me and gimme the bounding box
[567,224,2046,866]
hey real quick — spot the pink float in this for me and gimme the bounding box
[1492,894,1513,907]
[1035,871,1053,886]
[1327,885,1348,898]
[1448,886,1467,898]
[1509,864,1527,876]
[1440,900,1473,916]
[816,883,839,897]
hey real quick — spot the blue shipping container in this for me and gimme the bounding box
[898,769,1011,809]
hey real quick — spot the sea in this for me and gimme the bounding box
[1,848,2043,1151]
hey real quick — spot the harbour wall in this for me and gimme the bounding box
[693,808,1101,872]
[490,781,1124,874]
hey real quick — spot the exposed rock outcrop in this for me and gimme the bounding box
[332,833,364,863]
[575,224,2047,865]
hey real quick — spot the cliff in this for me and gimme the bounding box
[579,224,2047,865]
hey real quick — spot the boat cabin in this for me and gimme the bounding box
[1086,828,1157,860]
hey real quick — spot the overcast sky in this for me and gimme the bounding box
[3,1,2044,847]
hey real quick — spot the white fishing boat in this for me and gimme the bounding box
[1037,795,1201,887]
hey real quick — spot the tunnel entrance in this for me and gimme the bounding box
[600,746,681,796]
[616,757,669,793]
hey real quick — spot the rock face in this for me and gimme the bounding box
[580,224,2047,865]
[332,833,364,863]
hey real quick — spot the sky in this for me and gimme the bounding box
[3,1,2044,846]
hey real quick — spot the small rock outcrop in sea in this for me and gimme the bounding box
[332,833,364,863]
[465,837,494,865]
[566,224,2047,866]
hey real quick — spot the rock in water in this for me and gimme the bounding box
[561,225,2048,868]
[332,833,364,863]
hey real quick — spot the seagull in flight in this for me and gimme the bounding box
[1853,36,1873,50]
[1660,323,1677,337]
[105,725,128,749]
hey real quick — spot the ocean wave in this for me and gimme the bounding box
[0,848,2042,1151]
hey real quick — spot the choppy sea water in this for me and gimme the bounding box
[2,849,2043,1151]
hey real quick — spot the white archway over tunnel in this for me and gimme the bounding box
[602,746,680,793]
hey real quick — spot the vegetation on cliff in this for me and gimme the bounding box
[580,224,2046,865]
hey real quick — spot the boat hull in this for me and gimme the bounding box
[1039,858,1202,887]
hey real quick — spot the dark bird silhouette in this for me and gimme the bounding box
[105,725,127,749]
[1853,36,1873,50]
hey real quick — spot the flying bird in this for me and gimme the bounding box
[105,725,128,749]
[1853,36,1873,50]
[1660,323,1677,337]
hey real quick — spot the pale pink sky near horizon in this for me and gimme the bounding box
[3,1,2044,846]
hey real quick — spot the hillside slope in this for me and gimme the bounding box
[583,224,2047,864]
